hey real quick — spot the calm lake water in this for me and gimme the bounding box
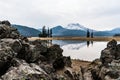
[52,40,108,61]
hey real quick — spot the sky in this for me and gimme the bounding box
[0,0,120,30]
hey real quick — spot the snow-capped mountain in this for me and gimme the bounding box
[66,23,86,30]
[65,23,95,32]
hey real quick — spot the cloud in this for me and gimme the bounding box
[0,0,120,30]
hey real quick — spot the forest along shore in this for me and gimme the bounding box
[28,36,120,41]
[0,20,119,80]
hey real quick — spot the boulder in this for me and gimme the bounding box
[0,47,16,76]
[11,40,22,53]
[100,48,115,65]
[17,43,39,63]
[85,59,102,80]
[1,59,51,80]
[0,20,11,26]
[105,71,119,79]
[100,39,120,65]
[52,56,71,70]
[40,63,55,74]
[83,70,93,80]
[17,42,48,63]
[107,39,117,48]
[64,70,73,80]
[63,56,72,67]
[116,44,120,59]
[53,57,65,70]
[0,20,21,39]
[46,44,63,61]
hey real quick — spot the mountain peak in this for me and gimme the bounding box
[66,23,88,31]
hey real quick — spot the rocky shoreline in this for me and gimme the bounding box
[0,20,119,80]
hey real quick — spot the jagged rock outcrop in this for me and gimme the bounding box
[90,39,120,80]
[0,20,21,39]
[1,58,50,80]
[0,20,73,80]
[46,44,63,62]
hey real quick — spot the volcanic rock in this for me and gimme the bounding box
[0,20,21,39]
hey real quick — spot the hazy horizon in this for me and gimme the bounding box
[0,0,120,30]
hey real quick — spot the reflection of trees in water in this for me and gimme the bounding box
[87,41,90,47]
[52,40,85,47]
[51,40,94,49]
[91,41,93,46]
[87,41,93,47]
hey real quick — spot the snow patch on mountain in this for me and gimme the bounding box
[66,23,88,31]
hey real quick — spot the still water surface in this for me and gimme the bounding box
[52,40,108,61]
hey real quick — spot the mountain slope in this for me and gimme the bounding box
[52,24,120,37]
[94,27,120,36]
[109,28,120,34]
[12,24,40,37]
[65,23,95,32]
[52,25,86,36]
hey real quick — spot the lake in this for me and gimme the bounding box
[52,40,108,61]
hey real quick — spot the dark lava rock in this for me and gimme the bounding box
[17,42,48,63]
[17,43,30,60]
[64,70,73,79]
[100,39,120,65]
[11,40,22,53]
[1,59,51,80]
[105,71,119,79]
[53,57,65,70]
[107,39,117,48]
[0,20,21,39]
[17,43,39,63]
[100,48,115,65]
[47,44,63,61]
[0,48,16,76]
[116,44,120,59]
[63,56,72,67]
[0,20,74,80]
[0,20,11,26]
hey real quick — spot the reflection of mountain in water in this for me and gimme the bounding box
[62,42,86,50]
[52,40,94,50]
[52,40,87,49]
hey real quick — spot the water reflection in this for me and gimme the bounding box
[44,40,108,61]
[45,40,94,49]
[87,41,93,47]
[52,40,94,48]
[51,40,108,61]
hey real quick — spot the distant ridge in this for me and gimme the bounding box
[12,23,120,37]
[51,23,120,37]
[12,24,40,37]
[52,25,86,36]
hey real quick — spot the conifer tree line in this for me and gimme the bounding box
[39,26,52,37]
[87,29,93,38]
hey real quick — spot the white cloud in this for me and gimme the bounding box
[0,0,120,30]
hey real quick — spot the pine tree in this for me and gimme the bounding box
[39,31,42,37]
[91,31,93,38]
[39,26,48,37]
[87,29,90,38]
[50,29,52,37]
[48,27,50,37]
